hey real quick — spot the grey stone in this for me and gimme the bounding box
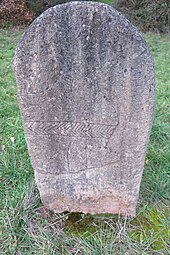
[13,1,155,216]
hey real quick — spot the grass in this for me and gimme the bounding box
[0,28,170,255]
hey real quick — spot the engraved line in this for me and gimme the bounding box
[71,122,88,137]
[25,122,39,135]
[35,160,120,176]
[39,122,49,133]
[42,122,70,134]
[103,125,115,136]
[41,123,54,133]
[26,134,115,139]
[133,48,146,60]
[89,124,115,138]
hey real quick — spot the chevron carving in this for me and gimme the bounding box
[24,121,117,139]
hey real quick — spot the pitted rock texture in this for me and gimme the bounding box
[13,1,155,216]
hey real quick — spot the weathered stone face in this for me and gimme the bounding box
[13,2,155,216]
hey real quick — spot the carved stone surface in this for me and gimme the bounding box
[13,2,155,216]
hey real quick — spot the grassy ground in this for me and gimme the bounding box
[0,29,170,254]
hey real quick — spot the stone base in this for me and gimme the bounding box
[41,192,137,217]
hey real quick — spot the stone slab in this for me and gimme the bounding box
[13,2,155,216]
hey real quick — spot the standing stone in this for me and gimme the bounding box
[13,2,155,216]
